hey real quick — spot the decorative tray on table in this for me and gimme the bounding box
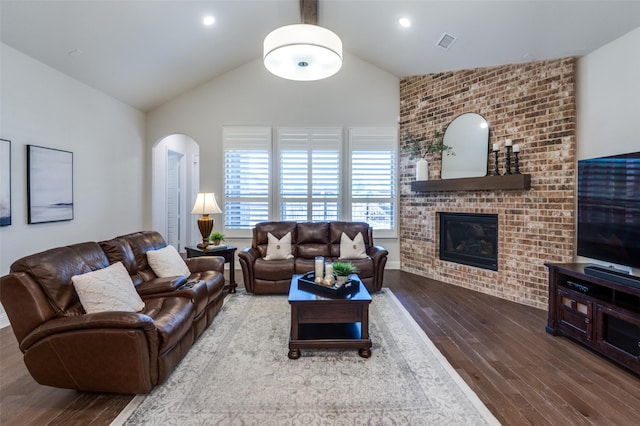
[297,272,358,296]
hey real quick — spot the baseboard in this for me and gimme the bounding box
[386,261,400,270]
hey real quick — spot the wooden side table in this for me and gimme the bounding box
[185,245,237,293]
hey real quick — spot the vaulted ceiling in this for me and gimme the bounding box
[2,0,639,112]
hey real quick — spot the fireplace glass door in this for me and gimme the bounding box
[439,212,498,271]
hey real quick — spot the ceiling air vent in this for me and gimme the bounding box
[436,32,457,50]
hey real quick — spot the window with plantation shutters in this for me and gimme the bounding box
[348,128,397,235]
[222,126,397,237]
[277,128,341,222]
[223,127,271,229]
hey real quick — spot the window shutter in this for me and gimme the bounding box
[349,127,397,233]
[277,128,341,221]
[223,127,271,229]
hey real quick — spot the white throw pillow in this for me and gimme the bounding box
[340,232,368,259]
[146,245,191,278]
[72,262,145,313]
[264,232,294,260]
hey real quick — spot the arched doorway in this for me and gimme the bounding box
[152,134,200,251]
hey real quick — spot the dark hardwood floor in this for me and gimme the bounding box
[2,270,639,425]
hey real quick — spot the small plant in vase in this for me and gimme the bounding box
[332,261,358,285]
[209,231,225,246]
[402,129,454,181]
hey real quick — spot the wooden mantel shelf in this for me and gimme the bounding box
[411,174,531,192]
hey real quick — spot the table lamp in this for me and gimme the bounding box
[191,192,222,249]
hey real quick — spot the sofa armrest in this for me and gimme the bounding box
[238,247,261,264]
[20,311,157,351]
[369,245,389,262]
[19,312,160,394]
[185,256,224,274]
[136,276,188,296]
[238,247,262,293]
[0,272,58,345]
[368,245,389,292]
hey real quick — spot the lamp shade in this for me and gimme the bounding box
[263,24,342,81]
[191,192,222,215]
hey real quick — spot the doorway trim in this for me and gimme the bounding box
[152,134,200,251]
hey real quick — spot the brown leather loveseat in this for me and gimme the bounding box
[0,231,225,394]
[238,221,388,294]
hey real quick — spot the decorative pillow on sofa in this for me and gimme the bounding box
[264,232,294,260]
[146,245,191,278]
[340,232,368,259]
[72,262,145,313]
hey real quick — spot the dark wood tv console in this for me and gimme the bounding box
[546,263,640,375]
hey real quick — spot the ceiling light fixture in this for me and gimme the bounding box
[263,0,342,81]
[203,16,215,26]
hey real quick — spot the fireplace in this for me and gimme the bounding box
[439,213,498,271]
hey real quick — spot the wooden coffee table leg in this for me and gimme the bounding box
[358,348,371,358]
[288,305,300,359]
[288,348,301,359]
[359,303,371,358]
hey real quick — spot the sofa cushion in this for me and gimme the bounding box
[99,238,139,278]
[254,222,298,257]
[118,231,167,274]
[10,242,110,315]
[254,258,295,280]
[296,222,330,258]
[294,258,318,275]
[71,262,145,314]
[264,232,294,260]
[340,232,368,259]
[147,245,191,277]
[329,222,372,257]
[140,296,194,353]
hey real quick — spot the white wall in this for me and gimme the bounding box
[0,44,147,324]
[577,27,640,160]
[146,53,401,267]
[575,27,640,270]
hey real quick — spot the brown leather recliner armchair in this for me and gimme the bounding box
[0,231,225,394]
[238,221,388,294]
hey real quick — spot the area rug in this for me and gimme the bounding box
[112,289,500,425]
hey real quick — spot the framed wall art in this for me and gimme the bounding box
[1,139,10,226]
[27,145,74,224]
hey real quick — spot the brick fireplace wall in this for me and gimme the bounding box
[400,58,576,309]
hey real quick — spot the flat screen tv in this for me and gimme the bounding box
[577,151,640,270]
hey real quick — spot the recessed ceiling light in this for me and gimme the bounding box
[203,16,215,26]
[398,17,411,28]
[68,48,84,57]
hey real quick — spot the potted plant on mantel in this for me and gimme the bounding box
[402,129,455,181]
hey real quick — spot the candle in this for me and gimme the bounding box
[325,263,333,278]
[505,139,512,147]
[513,144,520,153]
[492,143,499,152]
[314,256,324,279]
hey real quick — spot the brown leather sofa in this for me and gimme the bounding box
[238,221,388,294]
[0,231,225,394]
